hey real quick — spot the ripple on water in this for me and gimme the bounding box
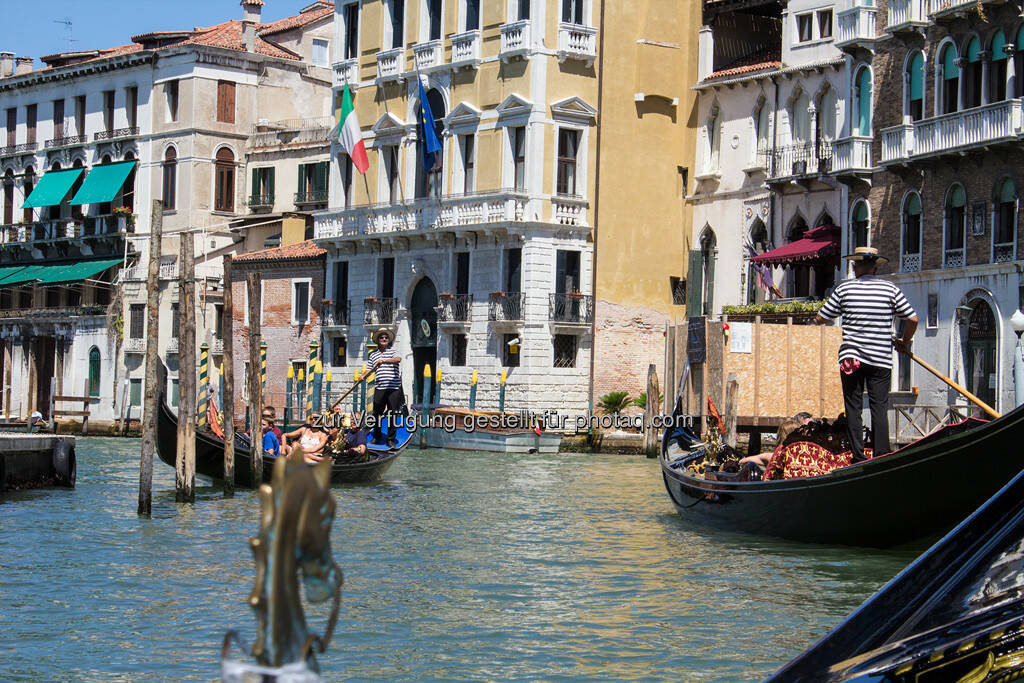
[0,438,917,681]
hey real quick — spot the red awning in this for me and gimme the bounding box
[750,225,841,267]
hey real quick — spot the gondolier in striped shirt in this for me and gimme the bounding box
[816,247,918,461]
[368,328,404,448]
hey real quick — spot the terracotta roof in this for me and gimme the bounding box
[233,240,326,263]
[705,48,781,81]
[258,4,334,37]
[39,44,145,69]
[184,20,300,60]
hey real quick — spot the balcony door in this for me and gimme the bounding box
[965,300,996,410]
[410,277,437,403]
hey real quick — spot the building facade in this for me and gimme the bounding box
[839,0,1024,414]
[693,0,860,315]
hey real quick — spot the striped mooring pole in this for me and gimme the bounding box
[359,364,367,413]
[296,368,305,422]
[260,339,268,400]
[468,369,478,410]
[312,361,323,414]
[325,369,332,412]
[218,362,224,411]
[499,368,507,414]
[420,364,432,448]
[285,365,294,429]
[434,366,442,406]
[198,342,210,428]
[306,342,319,416]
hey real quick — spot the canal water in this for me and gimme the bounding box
[0,438,920,681]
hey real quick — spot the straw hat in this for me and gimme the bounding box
[372,328,394,344]
[842,246,889,265]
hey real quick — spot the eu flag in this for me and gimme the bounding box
[417,80,443,172]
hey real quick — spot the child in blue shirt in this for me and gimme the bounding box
[261,418,281,457]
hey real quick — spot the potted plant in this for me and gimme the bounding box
[439,292,455,300]
[364,296,379,304]
[567,291,584,300]
[489,291,506,298]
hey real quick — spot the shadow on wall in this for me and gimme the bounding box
[635,96,677,123]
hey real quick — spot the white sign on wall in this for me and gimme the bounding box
[730,322,753,353]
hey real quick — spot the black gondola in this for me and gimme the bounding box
[660,401,1024,547]
[769,464,1024,681]
[156,363,410,487]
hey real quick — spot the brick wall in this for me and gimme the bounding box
[230,259,324,419]
[592,300,668,409]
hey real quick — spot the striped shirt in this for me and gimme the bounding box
[369,347,402,389]
[818,275,916,370]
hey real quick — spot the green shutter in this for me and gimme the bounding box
[316,162,329,191]
[268,168,275,199]
[857,70,872,136]
[297,164,306,193]
[1000,179,1016,203]
[88,348,101,397]
[943,45,960,79]
[951,185,966,207]
[251,168,259,198]
[967,37,981,63]
[910,53,924,100]
[687,250,703,315]
[907,193,922,215]
[993,31,1007,61]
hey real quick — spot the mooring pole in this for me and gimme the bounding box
[360,364,368,413]
[285,366,294,429]
[138,199,162,516]
[312,361,323,415]
[499,369,507,414]
[325,369,332,411]
[420,364,432,449]
[469,369,477,410]
[434,367,442,406]
[260,339,268,402]
[297,368,306,422]
[307,341,318,416]
[352,368,360,414]
[246,272,264,483]
[176,231,197,503]
[197,342,209,429]
[221,254,235,497]
[644,364,661,458]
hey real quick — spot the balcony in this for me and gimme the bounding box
[332,58,359,87]
[901,253,922,272]
[376,47,405,81]
[548,293,593,327]
[94,127,139,141]
[248,117,332,150]
[944,248,965,268]
[295,188,329,207]
[159,261,178,280]
[317,190,571,240]
[0,142,38,157]
[488,292,525,326]
[363,297,398,326]
[124,337,145,354]
[557,24,598,66]
[0,215,129,246]
[880,99,1024,164]
[930,0,999,21]
[0,305,105,321]
[499,20,532,62]
[832,136,873,176]
[320,299,351,329]
[247,193,275,212]
[166,337,179,355]
[835,1,876,52]
[44,134,87,149]
[450,30,481,69]
[437,293,472,330]
[764,143,834,181]
[887,0,929,33]
[413,40,444,71]
[212,338,224,354]
[994,243,1015,263]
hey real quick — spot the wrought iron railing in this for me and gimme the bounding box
[763,142,833,178]
[320,299,351,327]
[363,297,398,325]
[0,305,105,320]
[295,188,329,205]
[0,142,38,155]
[548,293,593,324]
[488,292,525,322]
[248,117,333,148]
[94,127,139,141]
[247,193,275,210]
[438,294,472,322]
[45,135,88,148]
[901,253,922,272]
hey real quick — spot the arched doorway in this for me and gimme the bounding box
[965,300,997,409]
[700,229,716,315]
[747,218,769,304]
[410,277,438,403]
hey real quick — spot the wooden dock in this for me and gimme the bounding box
[0,433,76,494]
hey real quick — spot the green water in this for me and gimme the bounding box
[0,438,918,681]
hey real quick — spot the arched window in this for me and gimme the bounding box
[122,151,135,212]
[944,184,967,267]
[162,147,177,210]
[817,87,837,161]
[907,51,925,121]
[88,347,101,397]
[214,147,235,213]
[1016,26,1024,97]
[901,192,922,272]
[964,36,982,108]
[706,105,721,173]
[747,218,770,304]
[22,166,34,222]
[755,101,770,160]
[792,91,811,146]
[940,43,960,114]
[700,229,716,315]
[787,214,810,297]
[991,30,1008,102]
[854,69,872,136]
[2,169,13,225]
[993,178,1017,262]
[415,88,446,199]
[852,200,869,249]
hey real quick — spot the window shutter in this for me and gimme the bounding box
[268,168,275,199]
[687,250,703,315]
[251,168,259,198]
[298,165,306,193]
[909,53,924,100]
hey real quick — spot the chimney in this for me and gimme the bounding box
[15,57,33,76]
[0,53,14,79]
[241,0,263,24]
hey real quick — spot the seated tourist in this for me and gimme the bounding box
[764,414,873,480]
[284,414,330,464]
[336,412,369,460]
[792,411,813,426]
[739,419,801,469]
[261,418,280,458]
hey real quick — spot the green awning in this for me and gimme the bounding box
[22,168,85,209]
[69,161,136,206]
[0,258,122,288]
[0,265,30,285]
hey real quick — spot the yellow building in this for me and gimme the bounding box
[316,0,697,416]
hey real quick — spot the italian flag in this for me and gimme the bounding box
[336,83,368,174]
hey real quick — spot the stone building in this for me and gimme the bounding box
[315,0,700,418]
[230,237,326,422]
[838,0,1024,413]
[692,0,861,315]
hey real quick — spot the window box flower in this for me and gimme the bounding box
[439,292,455,300]
[364,296,379,304]
[567,291,584,300]
[489,291,506,298]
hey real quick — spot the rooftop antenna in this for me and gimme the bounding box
[53,18,77,51]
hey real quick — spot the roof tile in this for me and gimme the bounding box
[704,48,782,81]
[233,239,326,263]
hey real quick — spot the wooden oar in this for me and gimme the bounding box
[900,348,1001,419]
[327,364,375,414]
